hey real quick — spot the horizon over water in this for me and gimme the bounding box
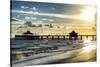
[11,27,96,38]
[11,35,96,62]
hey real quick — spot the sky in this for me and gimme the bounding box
[10,0,97,37]
[11,0,96,26]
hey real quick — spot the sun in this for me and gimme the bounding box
[80,10,94,22]
[80,6,96,22]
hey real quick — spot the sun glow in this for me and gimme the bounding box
[80,6,96,22]
[83,39,96,52]
[83,44,95,52]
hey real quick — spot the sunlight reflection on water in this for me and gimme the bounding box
[83,38,96,52]
[11,37,96,61]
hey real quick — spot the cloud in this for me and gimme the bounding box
[41,18,54,22]
[12,10,33,14]
[11,10,89,21]
[31,17,37,20]
[16,15,20,18]
[30,7,37,10]
[21,6,25,9]
[25,16,30,20]
[36,20,43,24]
[48,19,54,22]
[11,17,25,25]
[21,6,29,9]
[25,16,37,20]
[41,18,47,21]
[51,7,56,10]
[11,17,20,21]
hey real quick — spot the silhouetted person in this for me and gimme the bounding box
[69,30,78,40]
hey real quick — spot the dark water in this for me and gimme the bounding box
[11,38,69,60]
[11,38,96,65]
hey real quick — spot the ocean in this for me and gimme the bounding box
[11,37,96,65]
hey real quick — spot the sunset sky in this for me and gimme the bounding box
[11,0,96,37]
[11,0,96,25]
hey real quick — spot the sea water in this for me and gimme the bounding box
[11,38,96,63]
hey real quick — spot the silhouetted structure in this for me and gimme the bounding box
[69,30,78,40]
[15,30,40,40]
[15,30,96,40]
[23,30,33,34]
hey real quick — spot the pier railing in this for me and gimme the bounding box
[38,35,96,40]
[15,35,96,40]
